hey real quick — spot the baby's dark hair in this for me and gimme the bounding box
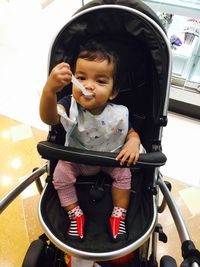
[77,40,119,90]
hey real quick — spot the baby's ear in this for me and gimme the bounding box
[109,89,118,100]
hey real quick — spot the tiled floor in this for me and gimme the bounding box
[0,115,47,267]
[0,114,200,267]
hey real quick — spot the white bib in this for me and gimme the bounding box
[58,96,129,152]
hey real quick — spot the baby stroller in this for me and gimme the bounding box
[1,0,200,266]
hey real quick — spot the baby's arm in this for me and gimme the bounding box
[39,62,72,125]
[116,128,141,166]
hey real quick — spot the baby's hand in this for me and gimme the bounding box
[46,62,72,93]
[116,134,140,166]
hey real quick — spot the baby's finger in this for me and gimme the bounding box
[119,153,130,166]
[57,62,70,69]
[133,152,139,164]
[116,150,125,161]
[127,154,135,166]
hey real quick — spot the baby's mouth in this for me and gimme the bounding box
[72,75,94,98]
[83,93,94,99]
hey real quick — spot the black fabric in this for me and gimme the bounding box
[47,0,170,150]
[58,95,71,115]
[38,0,170,258]
[78,0,166,33]
[40,170,154,253]
[49,0,169,126]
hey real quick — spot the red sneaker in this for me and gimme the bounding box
[110,207,127,240]
[68,206,85,239]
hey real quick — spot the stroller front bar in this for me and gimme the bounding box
[37,140,167,168]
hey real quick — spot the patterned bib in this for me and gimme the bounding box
[58,96,129,152]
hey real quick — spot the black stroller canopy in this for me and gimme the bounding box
[49,0,171,126]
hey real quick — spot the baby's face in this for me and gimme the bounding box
[72,58,117,115]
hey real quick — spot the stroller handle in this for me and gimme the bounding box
[37,141,167,168]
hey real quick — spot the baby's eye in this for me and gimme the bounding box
[97,79,107,84]
[76,76,85,81]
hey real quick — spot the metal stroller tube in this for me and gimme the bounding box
[157,176,200,267]
[0,164,48,214]
[157,173,190,242]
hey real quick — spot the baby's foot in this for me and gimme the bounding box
[67,206,85,239]
[110,207,127,241]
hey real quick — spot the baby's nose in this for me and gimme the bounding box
[84,81,95,90]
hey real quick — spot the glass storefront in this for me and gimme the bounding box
[144,0,200,90]
[143,0,200,119]
[83,0,200,118]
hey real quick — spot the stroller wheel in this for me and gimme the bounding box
[22,239,46,267]
[160,256,177,267]
[22,238,67,267]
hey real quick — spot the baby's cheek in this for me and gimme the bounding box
[72,89,81,99]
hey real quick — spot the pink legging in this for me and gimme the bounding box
[53,160,132,207]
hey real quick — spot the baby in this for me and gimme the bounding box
[39,40,142,241]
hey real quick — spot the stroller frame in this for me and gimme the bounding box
[38,4,172,261]
[1,1,200,266]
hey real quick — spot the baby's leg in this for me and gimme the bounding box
[112,186,131,209]
[53,160,84,239]
[53,161,101,239]
[106,167,131,209]
[53,160,80,210]
[103,167,132,240]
